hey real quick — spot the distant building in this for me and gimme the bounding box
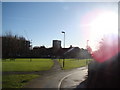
[53,40,61,49]
[31,40,91,59]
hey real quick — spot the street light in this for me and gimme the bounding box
[61,31,65,69]
[86,40,91,65]
[85,40,89,65]
[61,31,65,48]
[86,40,89,49]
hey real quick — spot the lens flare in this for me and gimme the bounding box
[81,9,119,62]
[91,35,119,62]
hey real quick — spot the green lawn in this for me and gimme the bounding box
[2,74,40,88]
[58,59,92,69]
[2,58,53,88]
[2,58,54,71]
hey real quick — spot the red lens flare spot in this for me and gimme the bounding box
[87,35,119,63]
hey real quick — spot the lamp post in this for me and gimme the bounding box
[30,39,32,62]
[61,31,65,48]
[86,40,89,65]
[87,40,89,48]
[61,31,65,69]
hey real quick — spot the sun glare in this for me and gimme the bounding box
[90,11,118,36]
[87,10,118,51]
[83,10,119,62]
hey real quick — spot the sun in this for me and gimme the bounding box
[86,10,118,51]
[90,11,118,40]
[80,9,118,51]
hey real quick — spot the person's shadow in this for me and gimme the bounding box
[73,79,88,90]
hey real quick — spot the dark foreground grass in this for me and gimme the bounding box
[2,58,54,71]
[2,74,40,88]
[59,59,92,69]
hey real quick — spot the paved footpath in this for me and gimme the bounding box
[60,68,87,88]
[24,60,88,89]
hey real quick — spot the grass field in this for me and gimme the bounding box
[2,58,54,88]
[58,59,92,69]
[2,74,40,88]
[2,58,54,71]
[2,58,91,88]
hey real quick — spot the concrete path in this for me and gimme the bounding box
[60,68,87,88]
[24,60,88,89]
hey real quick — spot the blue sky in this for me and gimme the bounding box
[2,2,118,49]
